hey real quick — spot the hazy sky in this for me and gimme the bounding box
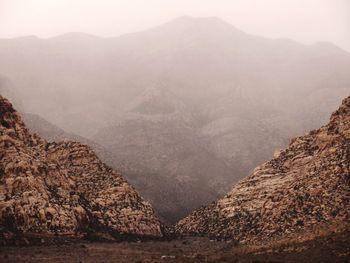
[1,0,349,51]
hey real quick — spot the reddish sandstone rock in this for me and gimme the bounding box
[176,96,350,243]
[0,96,162,243]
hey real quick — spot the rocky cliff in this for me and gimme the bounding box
[175,96,350,243]
[0,96,162,244]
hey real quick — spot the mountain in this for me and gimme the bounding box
[1,16,349,223]
[1,16,348,135]
[93,87,233,223]
[175,96,350,243]
[0,96,162,244]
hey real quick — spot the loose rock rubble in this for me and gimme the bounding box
[176,96,350,243]
[0,96,162,244]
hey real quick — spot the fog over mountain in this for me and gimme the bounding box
[0,16,349,222]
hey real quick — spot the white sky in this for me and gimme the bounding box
[0,0,349,51]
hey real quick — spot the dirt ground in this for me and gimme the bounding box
[0,231,349,263]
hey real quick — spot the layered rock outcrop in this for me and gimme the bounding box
[0,96,162,243]
[176,96,350,243]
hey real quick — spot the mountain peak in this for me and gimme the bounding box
[157,16,244,35]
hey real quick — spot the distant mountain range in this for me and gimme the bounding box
[1,16,349,222]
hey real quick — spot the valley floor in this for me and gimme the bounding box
[0,231,349,263]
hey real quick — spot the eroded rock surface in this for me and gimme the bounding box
[0,96,162,243]
[176,96,350,243]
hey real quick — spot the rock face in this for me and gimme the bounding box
[0,96,162,243]
[176,96,350,243]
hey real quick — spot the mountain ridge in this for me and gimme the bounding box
[1,16,348,54]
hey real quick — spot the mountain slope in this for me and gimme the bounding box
[93,87,233,223]
[1,16,350,223]
[0,96,162,244]
[176,96,350,243]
